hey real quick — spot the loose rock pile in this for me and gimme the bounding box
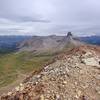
[1,46,100,100]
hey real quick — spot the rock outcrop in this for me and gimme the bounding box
[1,45,100,100]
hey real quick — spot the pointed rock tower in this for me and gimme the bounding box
[57,32,83,50]
[65,32,73,43]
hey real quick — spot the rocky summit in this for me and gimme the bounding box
[1,45,100,100]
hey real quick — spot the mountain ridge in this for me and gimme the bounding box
[0,35,99,54]
[1,45,100,100]
[17,32,83,53]
[0,33,100,99]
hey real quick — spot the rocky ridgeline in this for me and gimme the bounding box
[1,46,100,100]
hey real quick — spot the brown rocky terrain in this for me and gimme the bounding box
[1,45,100,100]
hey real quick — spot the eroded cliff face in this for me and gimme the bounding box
[1,45,100,100]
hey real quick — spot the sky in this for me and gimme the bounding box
[0,0,100,36]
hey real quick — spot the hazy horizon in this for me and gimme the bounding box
[0,33,99,37]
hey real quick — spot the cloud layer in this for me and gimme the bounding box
[0,0,100,36]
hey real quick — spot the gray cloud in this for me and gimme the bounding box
[0,0,100,36]
[8,16,50,23]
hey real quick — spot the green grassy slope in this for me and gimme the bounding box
[0,52,53,87]
[0,43,75,89]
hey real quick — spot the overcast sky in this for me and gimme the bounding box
[0,0,100,36]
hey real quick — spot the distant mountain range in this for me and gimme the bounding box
[80,35,100,45]
[0,34,99,53]
[18,32,83,53]
[0,36,31,53]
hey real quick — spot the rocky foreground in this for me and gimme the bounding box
[1,45,100,100]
